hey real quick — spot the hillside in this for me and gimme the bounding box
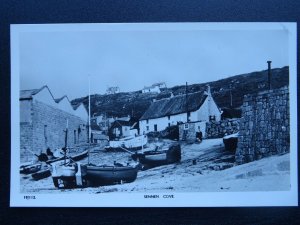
[71,66,289,119]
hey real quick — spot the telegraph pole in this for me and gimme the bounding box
[186,82,189,122]
[230,84,233,108]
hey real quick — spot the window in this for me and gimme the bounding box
[209,115,216,121]
[146,119,149,124]
[184,123,189,130]
[168,123,170,127]
[146,126,149,131]
[74,130,77,144]
[154,124,157,132]
[78,127,81,142]
[168,115,170,120]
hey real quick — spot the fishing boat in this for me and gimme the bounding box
[132,143,181,170]
[46,149,88,164]
[33,150,88,181]
[20,163,42,174]
[51,161,87,188]
[49,77,138,187]
[223,132,239,152]
[86,163,138,186]
[32,158,72,181]
[46,118,89,188]
[31,166,51,180]
[105,135,148,151]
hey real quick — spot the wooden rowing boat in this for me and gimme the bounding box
[20,163,42,174]
[105,135,148,151]
[132,143,181,170]
[31,150,89,181]
[31,167,51,180]
[46,149,88,164]
[86,164,138,186]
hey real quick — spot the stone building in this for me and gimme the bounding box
[142,82,167,93]
[109,118,139,139]
[20,85,88,162]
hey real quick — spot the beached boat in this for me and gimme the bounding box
[105,135,148,151]
[223,133,239,152]
[132,143,181,170]
[20,163,42,174]
[33,150,88,182]
[86,164,138,186]
[31,167,51,180]
[51,162,87,188]
[82,79,138,187]
[46,149,88,164]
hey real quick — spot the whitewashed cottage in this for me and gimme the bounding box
[139,86,221,135]
[142,82,166,93]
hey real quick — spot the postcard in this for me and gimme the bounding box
[10,22,297,207]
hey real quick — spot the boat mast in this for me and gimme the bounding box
[186,82,188,122]
[88,75,91,165]
[141,134,144,153]
[64,119,68,164]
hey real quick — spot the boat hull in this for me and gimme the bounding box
[133,143,181,170]
[86,165,138,185]
[223,133,239,152]
[32,169,51,180]
[46,150,88,164]
[20,163,42,174]
[105,135,148,151]
[51,163,88,188]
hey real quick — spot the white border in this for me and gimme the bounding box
[10,22,298,207]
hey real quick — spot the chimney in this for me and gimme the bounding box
[267,61,272,90]
[205,84,211,96]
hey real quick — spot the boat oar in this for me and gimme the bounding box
[119,146,134,155]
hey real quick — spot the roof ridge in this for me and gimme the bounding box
[20,85,87,114]
[140,91,208,120]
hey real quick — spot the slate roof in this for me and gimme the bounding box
[54,95,70,103]
[140,91,208,120]
[20,85,86,111]
[110,120,132,128]
[20,85,49,100]
[91,123,101,131]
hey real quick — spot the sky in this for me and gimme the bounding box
[18,23,289,100]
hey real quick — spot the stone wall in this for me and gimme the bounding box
[20,122,33,162]
[235,86,289,164]
[179,121,206,142]
[205,119,240,139]
[20,99,88,162]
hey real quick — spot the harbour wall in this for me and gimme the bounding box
[235,86,290,164]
